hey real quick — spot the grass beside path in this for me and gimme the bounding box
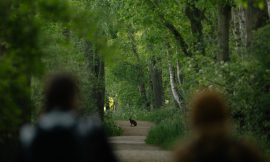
[110,106,270,155]
[111,107,187,149]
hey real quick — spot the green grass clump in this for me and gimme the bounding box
[112,108,151,120]
[104,112,123,136]
[112,106,187,148]
[145,112,186,149]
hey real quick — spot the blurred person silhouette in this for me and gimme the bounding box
[19,72,117,162]
[174,89,267,162]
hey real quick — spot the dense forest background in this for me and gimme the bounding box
[0,0,270,161]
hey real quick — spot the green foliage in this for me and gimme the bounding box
[29,0,118,118]
[31,24,97,117]
[0,0,42,132]
[106,1,270,153]
[246,24,270,138]
[104,112,123,136]
[112,107,155,121]
[106,60,149,108]
[145,111,186,149]
[251,24,270,68]
[112,61,143,84]
[0,0,116,132]
[236,0,266,9]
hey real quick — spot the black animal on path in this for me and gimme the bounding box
[129,118,137,127]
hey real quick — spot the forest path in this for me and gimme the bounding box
[110,121,172,162]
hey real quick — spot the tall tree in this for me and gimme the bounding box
[217,3,232,62]
[168,60,182,109]
[149,57,164,108]
[84,41,105,120]
[232,7,246,52]
[166,43,183,109]
[185,0,205,54]
[245,0,269,47]
[94,59,105,120]
[267,0,270,17]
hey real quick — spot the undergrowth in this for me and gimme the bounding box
[104,112,123,136]
[112,106,178,123]
[112,106,270,154]
[145,111,187,149]
[112,106,187,149]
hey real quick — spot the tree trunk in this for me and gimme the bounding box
[238,8,247,47]
[246,2,257,47]
[138,84,148,106]
[232,7,246,52]
[163,21,192,57]
[0,42,6,57]
[165,42,184,109]
[185,1,205,54]
[94,59,105,121]
[21,76,32,124]
[150,59,164,108]
[168,61,182,109]
[232,2,268,50]
[217,4,232,62]
[245,0,269,47]
[176,60,182,85]
[84,41,105,120]
[267,0,270,18]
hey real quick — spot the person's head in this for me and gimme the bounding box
[189,88,230,134]
[44,72,79,112]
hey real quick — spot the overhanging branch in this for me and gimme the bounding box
[145,0,192,57]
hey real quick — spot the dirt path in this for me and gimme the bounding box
[110,121,172,162]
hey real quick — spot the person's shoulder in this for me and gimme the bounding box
[38,111,76,130]
[20,124,36,149]
[76,114,103,136]
[20,111,77,147]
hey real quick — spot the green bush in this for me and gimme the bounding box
[249,24,270,136]
[104,112,123,136]
[145,110,186,149]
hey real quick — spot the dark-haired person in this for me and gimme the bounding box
[174,89,267,162]
[19,73,117,162]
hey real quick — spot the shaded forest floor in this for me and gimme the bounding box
[110,121,172,162]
